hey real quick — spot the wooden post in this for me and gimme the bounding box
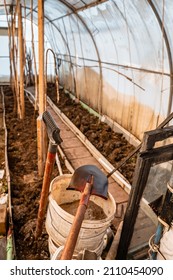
[38,0,45,114]
[31,0,38,111]
[18,3,25,119]
[37,0,46,176]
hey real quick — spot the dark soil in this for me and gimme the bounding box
[47,83,137,183]
[3,83,137,260]
[60,200,107,220]
[4,86,51,260]
[0,92,6,195]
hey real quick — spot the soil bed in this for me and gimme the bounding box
[47,83,137,183]
[4,86,52,260]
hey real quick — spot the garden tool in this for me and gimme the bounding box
[60,165,108,260]
[35,111,62,239]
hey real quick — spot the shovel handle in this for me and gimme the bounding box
[43,111,62,144]
[35,142,57,239]
[60,177,93,260]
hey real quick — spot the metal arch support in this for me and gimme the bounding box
[21,5,77,95]
[42,0,109,22]
[45,48,61,103]
[66,0,108,13]
[45,48,58,82]
[18,0,103,112]
[59,0,103,115]
[45,20,77,95]
[22,6,72,60]
[25,2,38,18]
[147,0,173,118]
[22,1,103,114]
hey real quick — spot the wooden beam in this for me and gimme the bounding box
[140,143,173,164]
[143,125,173,150]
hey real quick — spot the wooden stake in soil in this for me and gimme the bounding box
[35,111,62,239]
[35,142,57,239]
[37,0,46,175]
[18,3,25,119]
[31,0,38,111]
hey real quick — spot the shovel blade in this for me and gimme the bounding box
[67,165,108,199]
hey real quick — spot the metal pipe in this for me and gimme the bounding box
[61,17,77,96]
[44,19,77,96]
[45,48,59,102]
[59,0,103,114]
[147,0,173,117]
[58,53,171,77]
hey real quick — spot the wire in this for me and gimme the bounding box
[58,57,145,91]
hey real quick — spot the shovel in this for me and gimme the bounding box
[60,165,108,260]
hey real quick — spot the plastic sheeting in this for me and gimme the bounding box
[0,0,173,140]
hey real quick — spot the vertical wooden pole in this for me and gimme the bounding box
[11,11,20,116]
[18,3,25,119]
[37,0,46,176]
[13,4,20,117]
[38,0,45,114]
[31,0,38,111]
[4,1,16,112]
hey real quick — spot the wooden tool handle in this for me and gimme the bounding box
[60,178,93,260]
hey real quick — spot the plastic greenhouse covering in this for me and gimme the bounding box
[0,0,173,141]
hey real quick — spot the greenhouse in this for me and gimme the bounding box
[0,0,173,260]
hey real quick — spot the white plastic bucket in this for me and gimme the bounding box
[157,225,173,260]
[46,174,116,258]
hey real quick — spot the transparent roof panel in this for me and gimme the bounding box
[0,0,172,140]
[59,1,104,10]
[0,0,12,4]
[51,14,98,61]
[45,22,68,55]
[79,0,169,73]
[152,0,173,57]
[44,0,71,20]
[0,0,170,76]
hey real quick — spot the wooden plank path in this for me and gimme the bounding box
[26,86,156,259]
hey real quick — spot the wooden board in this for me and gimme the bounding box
[108,182,129,204]
[63,146,92,160]
[61,137,83,149]
[70,156,102,169]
